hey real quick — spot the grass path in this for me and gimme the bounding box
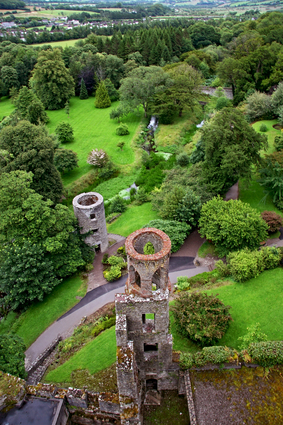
[46,97,142,186]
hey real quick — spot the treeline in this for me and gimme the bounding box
[0,0,25,9]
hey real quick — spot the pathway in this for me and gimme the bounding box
[25,230,208,368]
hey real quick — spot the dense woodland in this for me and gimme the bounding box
[1,9,283,381]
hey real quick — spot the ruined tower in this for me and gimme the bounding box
[72,192,108,253]
[115,228,179,424]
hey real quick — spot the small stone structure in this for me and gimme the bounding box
[72,192,108,253]
[115,228,179,424]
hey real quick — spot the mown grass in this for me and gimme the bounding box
[1,275,86,348]
[44,326,116,384]
[32,38,88,48]
[107,202,159,236]
[171,268,283,353]
[46,97,141,186]
[252,119,279,154]
[198,241,216,258]
[239,178,283,216]
[0,97,14,120]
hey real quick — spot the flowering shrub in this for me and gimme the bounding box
[87,149,109,168]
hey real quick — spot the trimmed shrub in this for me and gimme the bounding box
[261,210,283,233]
[176,276,190,291]
[102,253,109,265]
[215,260,231,277]
[55,122,74,144]
[117,245,126,257]
[108,255,125,267]
[116,124,129,136]
[180,346,236,369]
[103,265,122,282]
[259,123,268,132]
[260,246,282,269]
[228,248,263,282]
[171,292,232,346]
[247,341,283,367]
[109,196,127,214]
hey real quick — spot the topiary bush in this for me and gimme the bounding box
[116,124,129,136]
[259,123,268,132]
[176,276,190,291]
[261,210,283,233]
[171,292,232,346]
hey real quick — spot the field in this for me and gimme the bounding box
[13,9,99,18]
[46,97,142,186]
[0,275,86,348]
[32,38,88,48]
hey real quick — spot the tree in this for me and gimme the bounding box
[119,66,171,117]
[117,141,125,150]
[246,91,272,122]
[0,335,26,378]
[271,81,283,115]
[144,219,190,253]
[1,65,19,94]
[0,171,89,308]
[79,78,88,99]
[15,86,48,125]
[55,121,74,144]
[199,197,268,256]
[109,196,126,214]
[54,148,78,173]
[259,158,283,209]
[172,292,232,346]
[201,108,267,194]
[87,149,109,167]
[153,63,203,118]
[0,121,63,204]
[95,80,111,108]
[104,78,119,101]
[30,48,75,110]
[27,99,49,125]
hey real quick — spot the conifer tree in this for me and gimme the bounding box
[80,78,88,99]
[95,81,111,108]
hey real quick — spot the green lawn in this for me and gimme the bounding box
[94,172,138,201]
[2,275,86,348]
[45,326,116,384]
[252,119,279,154]
[170,268,283,352]
[207,268,283,349]
[0,97,14,120]
[239,178,283,216]
[32,38,88,48]
[46,97,141,186]
[107,202,159,236]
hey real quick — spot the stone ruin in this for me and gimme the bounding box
[115,228,180,424]
[72,192,108,253]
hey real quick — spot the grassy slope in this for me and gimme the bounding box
[0,275,86,348]
[252,119,280,154]
[107,202,159,236]
[45,326,116,384]
[94,172,139,201]
[46,97,141,186]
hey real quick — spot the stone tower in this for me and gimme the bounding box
[115,228,179,424]
[72,192,108,253]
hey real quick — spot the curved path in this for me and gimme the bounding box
[25,231,208,367]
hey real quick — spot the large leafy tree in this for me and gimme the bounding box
[15,86,48,124]
[119,66,171,117]
[0,120,63,204]
[30,48,75,110]
[0,335,26,378]
[199,197,268,256]
[0,171,89,309]
[201,107,267,194]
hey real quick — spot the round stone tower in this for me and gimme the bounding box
[72,192,108,253]
[125,227,171,298]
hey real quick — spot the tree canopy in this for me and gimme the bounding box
[0,120,63,204]
[30,48,75,110]
[201,107,267,194]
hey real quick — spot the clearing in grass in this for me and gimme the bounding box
[44,326,116,385]
[107,202,159,237]
[3,275,86,348]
